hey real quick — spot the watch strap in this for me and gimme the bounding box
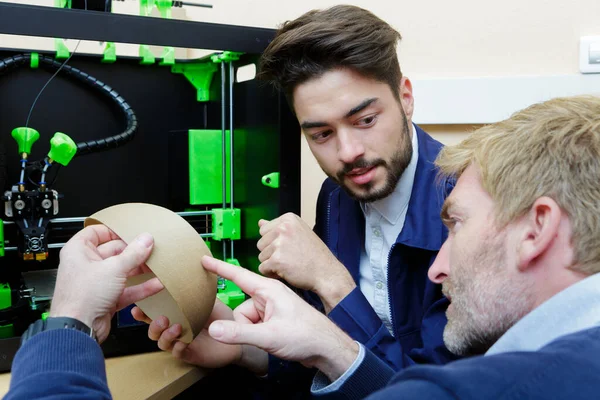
[21,317,94,346]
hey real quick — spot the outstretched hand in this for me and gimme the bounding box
[202,255,358,382]
[132,298,268,374]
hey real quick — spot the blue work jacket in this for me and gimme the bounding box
[266,125,458,393]
[316,125,457,369]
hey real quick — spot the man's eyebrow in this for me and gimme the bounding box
[299,98,379,130]
[300,120,329,130]
[345,97,378,118]
[440,198,455,222]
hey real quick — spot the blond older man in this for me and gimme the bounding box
[201,94,600,399]
[6,95,600,400]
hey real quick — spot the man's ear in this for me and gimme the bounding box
[399,77,414,121]
[517,197,562,272]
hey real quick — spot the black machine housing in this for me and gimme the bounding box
[0,2,300,372]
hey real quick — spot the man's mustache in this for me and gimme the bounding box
[442,281,453,301]
[337,158,386,179]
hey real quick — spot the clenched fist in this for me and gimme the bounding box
[257,212,356,313]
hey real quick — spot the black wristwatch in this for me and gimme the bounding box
[20,317,94,346]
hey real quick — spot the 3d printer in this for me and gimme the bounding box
[0,1,300,371]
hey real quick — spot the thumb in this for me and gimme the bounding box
[209,320,271,350]
[112,233,154,274]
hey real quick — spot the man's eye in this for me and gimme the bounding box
[450,219,462,232]
[443,217,460,232]
[357,115,377,127]
[311,131,332,142]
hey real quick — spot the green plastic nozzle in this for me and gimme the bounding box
[48,132,77,166]
[11,127,40,155]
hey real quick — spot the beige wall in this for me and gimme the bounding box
[2,0,598,226]
[184,0,600,226]
[186,0,599,76]
[240,0,597,227]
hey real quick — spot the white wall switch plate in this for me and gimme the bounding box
[580,36,600,74]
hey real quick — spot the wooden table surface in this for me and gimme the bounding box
[0,351,207,400]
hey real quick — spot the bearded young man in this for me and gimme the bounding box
[138,6,457,390]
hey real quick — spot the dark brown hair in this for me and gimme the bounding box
[258,5,403,104]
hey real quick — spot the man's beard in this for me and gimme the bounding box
[333,110,412,203]
[442,231,534,356]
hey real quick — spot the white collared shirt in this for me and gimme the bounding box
[485,272,600,356]
[358,126,419,336]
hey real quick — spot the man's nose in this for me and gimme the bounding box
[428,240,450,284]
[337,130,365,165]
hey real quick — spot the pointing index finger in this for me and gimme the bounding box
[201,255,272,297]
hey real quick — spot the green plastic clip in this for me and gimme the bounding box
[0,283,11,310]
[160,46,175,66]
[12,127,40,155]
[54,38,70,60]
[102,42,117,64]
[211,51,243,64]
[30,53,39,69]
[0,219,4,257]
[261,172,280,188]
[217,286,245,309]
[212,208,241,241]
[41,312,49,320]
[151,0,175,65]
[172,62,217,102]
[155,0,172,18]
[139,0,156,16]
[139,45,156,65]
[138,0,174,66]
[0,283,13,338]
[216,258,246,309]
[54,0,71,59]
[49,132,77,166]
[54,0,72,7]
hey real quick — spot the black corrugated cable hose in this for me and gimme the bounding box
[0,53,138,157]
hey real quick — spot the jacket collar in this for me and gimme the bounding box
[333,124,450,278]
[395,124,450,251]
[361,126,419,226]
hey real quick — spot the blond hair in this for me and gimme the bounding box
[435,95,600,274]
